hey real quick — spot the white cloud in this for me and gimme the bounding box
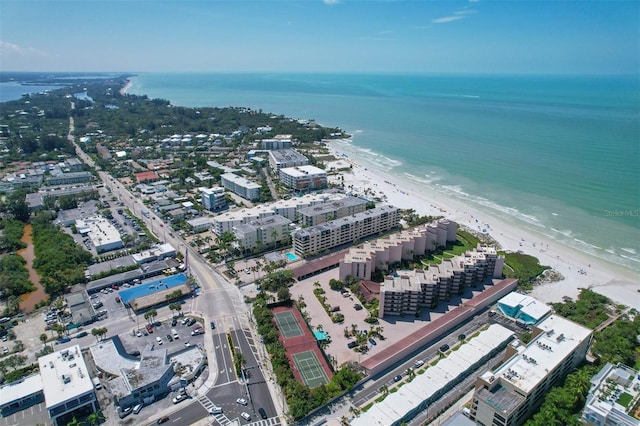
[431,15,466,24]
[0,40,49,57]
[323,0,340,4]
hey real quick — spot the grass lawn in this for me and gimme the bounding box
[617,392,633,408]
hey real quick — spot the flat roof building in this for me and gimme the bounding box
[233,214,292,253]
[469,314,593,426]
[268,149,308,171]
[45,171,93,186]
[200,186,226,211]
[278,165,328,191]
[220,173,261,201]
[186,216,213,232]
[351,324,515,426]
[75,216,123,253]
[582,363,640,426]
[131,243,177,264]
[38,345,98,426]
[497,292,552,325]
[0,374,44,417]
[261,138,292,150]
[296,196,367,226]
[293,205,401,258]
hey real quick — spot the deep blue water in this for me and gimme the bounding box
[114,73,640,271]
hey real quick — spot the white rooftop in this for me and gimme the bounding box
[0,373,43,407]
[480,315,592,394]
[38,345,94,409]
[75,216,121,247]
[280,165,327,177]
[221,172,261,189]
[498,292,551,321]
[352,324,515,426]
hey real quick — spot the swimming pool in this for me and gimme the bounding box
[285,252,300,262]
[119,273,189,305]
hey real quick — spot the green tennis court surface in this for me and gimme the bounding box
[292,350,330,388]
[274,310,304,338]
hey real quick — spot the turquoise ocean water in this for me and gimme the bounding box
[129,73,639,273]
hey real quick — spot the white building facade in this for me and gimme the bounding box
[220,173,261,201]
[201,186,226,211]
[278,165,328,191]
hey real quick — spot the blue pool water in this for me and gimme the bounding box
[285,253,300,262]
[314,330,329,341]
[119,273,189,305]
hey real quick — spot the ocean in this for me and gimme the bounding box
[119,73,639,272]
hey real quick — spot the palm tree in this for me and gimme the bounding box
[39,333,48,350]
[86,409,105,426]
[91,328,101,342]
[379,384,389,397]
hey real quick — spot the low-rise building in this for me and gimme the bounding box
[497,292,552,325]
[582,363,640,426]
[45,171,93,186]
[469,314,593,426]
[131,243,177,264]
[220,173,261,201]
[268,149,308,171]
[0,374,44,417]
[186,217,212,232]
[293,205,401,258]
[75,216,123,253]
[38,345,98,426]
[278,165,328,191]
[200,186,226,211]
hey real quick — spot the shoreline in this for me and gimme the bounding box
[324,139,639,310]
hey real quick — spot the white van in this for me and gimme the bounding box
[92,376,102,390]
[172,329,179,339]
[133,403,143,414]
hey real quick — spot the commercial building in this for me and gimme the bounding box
[45,171,93,186]
[497,292,552,325]
[200,186,226,211]
[278,165,328,191]
[296,196,368,226]
[186,216,213,232]
[0,374,44,417]
[233,214,292,252]
[352,324,515,426]
[469,314,593,426]
[38,345,98,426]
[292,205,401,258]
[582,363,640,426]
[131,243,177,264]
[75,216,123,253]
[268,149,308,171]
[220,173,261,201]
[90,338,174,410]
[339,220,460,281]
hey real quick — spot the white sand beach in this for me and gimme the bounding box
[325,140,639,310]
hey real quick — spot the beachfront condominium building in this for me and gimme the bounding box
[292,205,401,258]
[339,219,459,281]
[469,314,593,426]
[378,245,504,317]
[38,345,98,426]
[201,186,226,211]
[296,196,368,226]
[278,165,328,191]
[268,148,308,171]
[261,137,292,150]
[233,214,292,253]
[582,363,640,426]
[220,173,261,201]
[211,193,347,234]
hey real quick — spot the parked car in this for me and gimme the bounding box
[57,337,71,344]
[439,344,450,352]
[241,412,251,421]
[157,416,169,424]
[186,318,196,327]
[210,321,215,329]
[156,336,163,345]
[136,330,143,337]
[209,407,223,415]
[458,333,466,341]
[166,334,173,342]
[133,403,143,414]
[414,360,425,368]
[236,397,248,405]
[181,317,190,325]
[172,393,187,404]
[118,407,132,419]
[369,337,377,346]
[394,374,402,382]
[353,304,363,310]
[76,331,88,338]
[128,350,141,357]
[146,324,153,333]
[258,407,268,419]
[347,341,357,349]
[171,318,177,326]
[191,327,203,336]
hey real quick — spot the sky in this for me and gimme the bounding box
[0,0,638,74]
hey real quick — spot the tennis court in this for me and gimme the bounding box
[274,310,304,338]
[292,350,330,388]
